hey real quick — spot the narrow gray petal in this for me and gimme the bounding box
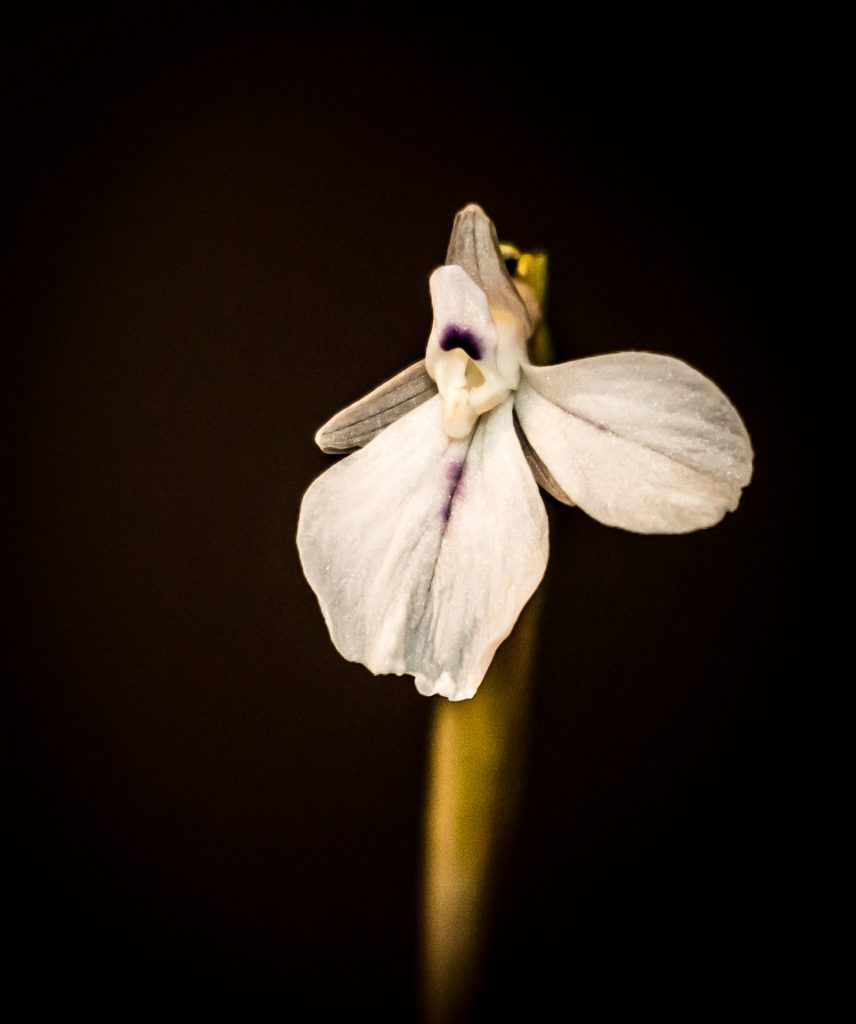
[315,361,438,453]
[445,204,531,328]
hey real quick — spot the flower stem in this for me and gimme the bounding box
[420,588,544,1023]
[420,249,550,1023]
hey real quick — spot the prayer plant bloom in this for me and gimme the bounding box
[297,204,752,701]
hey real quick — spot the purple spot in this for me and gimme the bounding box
[442,461,466,523]
[440,325,482,361]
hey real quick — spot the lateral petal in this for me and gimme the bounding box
[297,397,548,700]
[514,352,753,534]
[314,361,437,453]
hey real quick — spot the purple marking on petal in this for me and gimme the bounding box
[440,325,482,361]
[442,460,466,523]
[572,409,613,434]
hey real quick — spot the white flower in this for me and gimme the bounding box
[296,205,753,701]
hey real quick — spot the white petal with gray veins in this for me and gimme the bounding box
[297,395,548,700]
[514,352,753,534]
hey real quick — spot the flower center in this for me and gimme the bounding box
[432,314,524,439]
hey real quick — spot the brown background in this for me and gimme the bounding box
[8,11,817,1019]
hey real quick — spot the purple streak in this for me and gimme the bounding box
[439,325,482,361]
[442,461,466,524]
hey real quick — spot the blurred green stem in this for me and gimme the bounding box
[421,589,544,1023]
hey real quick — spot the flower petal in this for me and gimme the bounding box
[512,409,575,506]
[314,361,437,453]
[297,396,548,700]
[427,264,499,365]
[444,203,532,330]
[514,353,753,533]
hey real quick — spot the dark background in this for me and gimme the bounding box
[8,11,817,1019]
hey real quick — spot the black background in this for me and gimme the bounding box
[8,11,817,1019]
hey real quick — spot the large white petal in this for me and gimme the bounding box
[297,396,548,700]
[514,352,753,534]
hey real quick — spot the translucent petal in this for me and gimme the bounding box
[514,353,753,534]
[297,396,548,700]
[314,361,437,453]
